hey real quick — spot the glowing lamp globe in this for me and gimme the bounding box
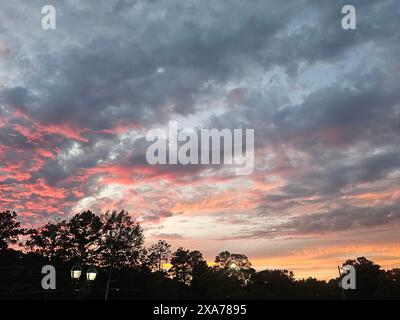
[71,264,82,280]
[86,267,97,282]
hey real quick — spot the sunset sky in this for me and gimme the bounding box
[1,0,400,280]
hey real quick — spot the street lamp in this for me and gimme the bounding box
[71,264,82,280]
[86,267,97,282]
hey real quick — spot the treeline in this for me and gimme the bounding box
[0,210,399,299]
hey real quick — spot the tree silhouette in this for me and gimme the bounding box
[67,210,102,265]
[215,251,231,267]
[170,248,208,285]
[385,268,400,297]
[99,210,144,270]
[343,256,384,298]
[387,268,400,282]
[25,220,69,262]
[0,211,22,251]
[215,251,254,285]
[252,269,294,288]
[1,211,400,300]
[170,248,192,284]
[215,251,252,270]
[193,268,243,298]
[190,250,208,281]
[250,269,294,297]
[147,240,172,272]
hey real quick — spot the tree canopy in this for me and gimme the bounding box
[0,211,22,250]
[0,211,399,300]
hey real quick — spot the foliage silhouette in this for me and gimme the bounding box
[0,211,22,250]
[0,211,399,300]
[26,220,70,262]
[147,240,172,272]
[68,210,102,265]
[99,210,144,270]
[169,248,208,285]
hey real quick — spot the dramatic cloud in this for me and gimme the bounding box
[1,0,399,277]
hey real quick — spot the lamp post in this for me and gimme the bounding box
[70,264,97,297]
[86,267,97,282]
[105,266,113,301]
[71,264,82,281]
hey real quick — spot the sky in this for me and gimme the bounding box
[1,0,400,280]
